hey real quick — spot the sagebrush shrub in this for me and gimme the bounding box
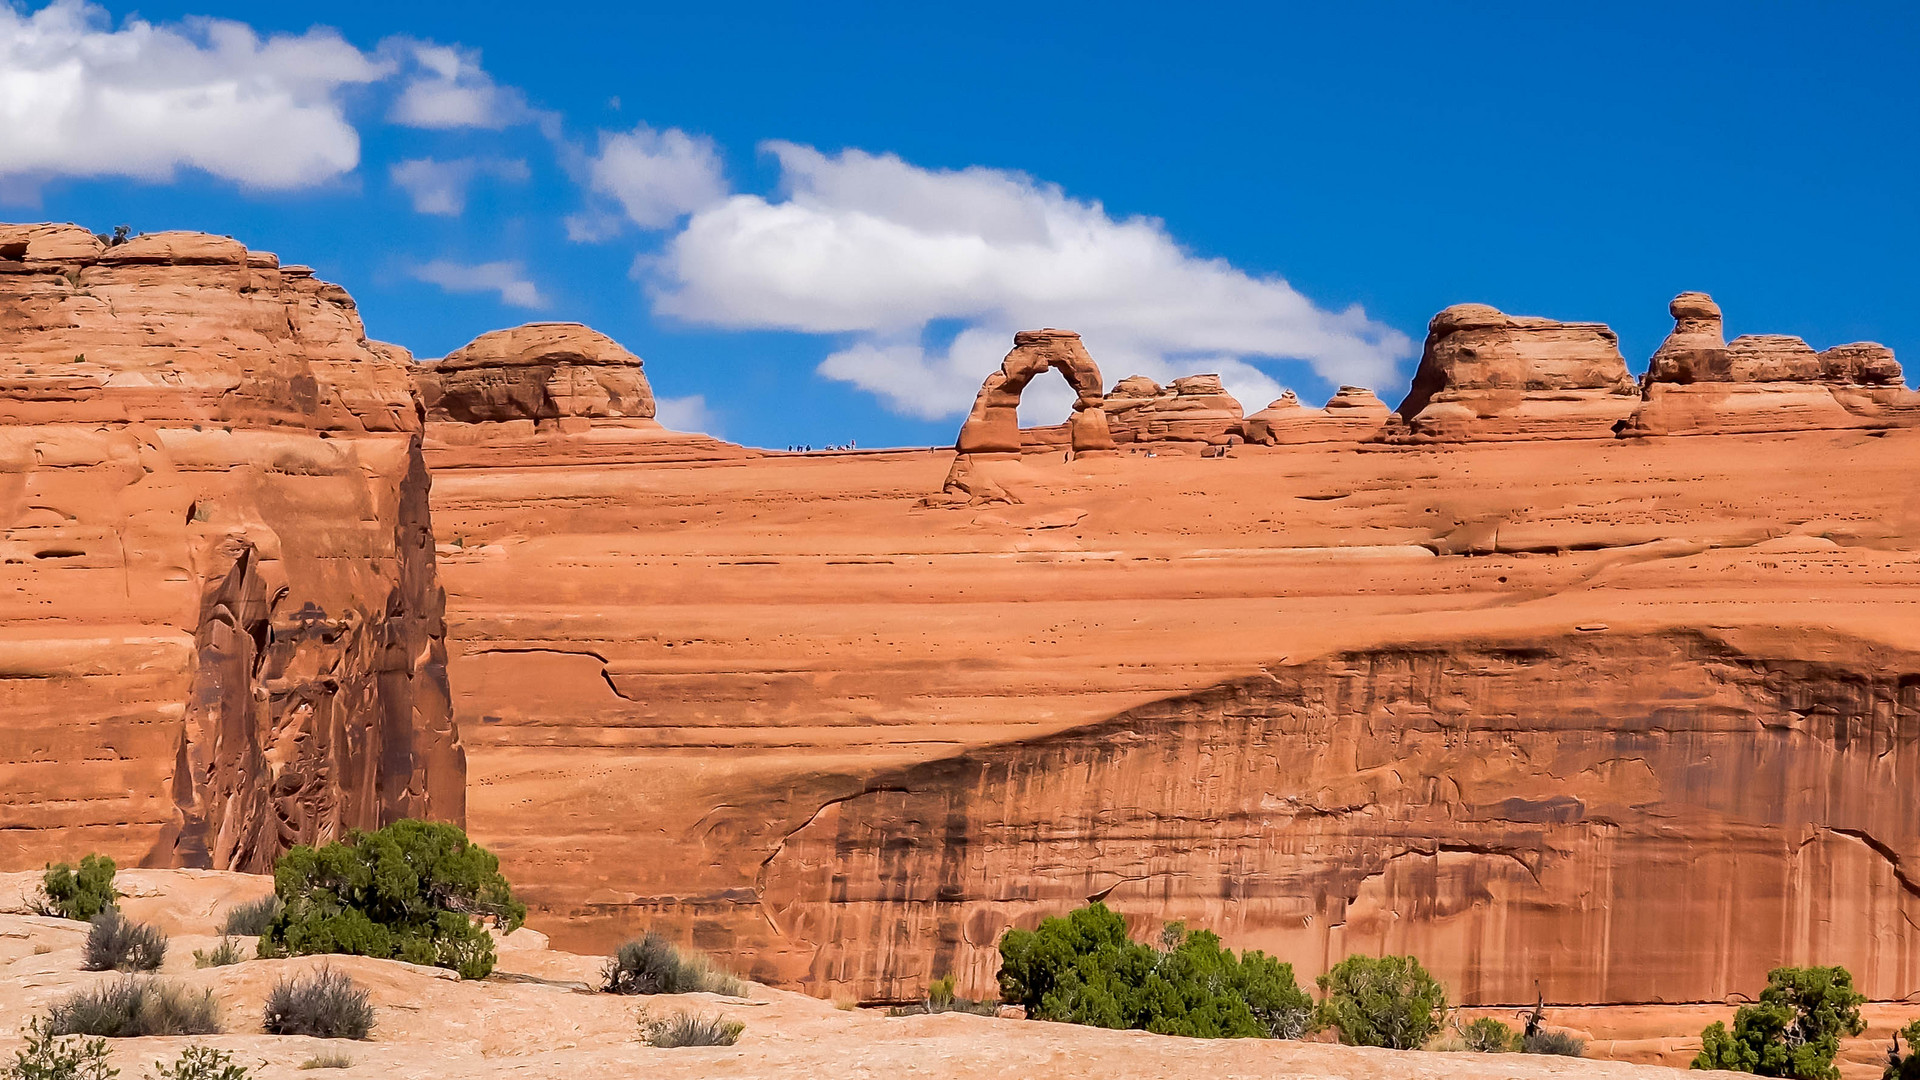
[48,978,220,1038]
[2,1015,117,1080]
[603,932,747,997]
[82,910,165,973]
[997,904,1314,1039]
[637,1009,744,1048]
[1523,1028,1586,1057]
[1694,965,1864,1079]
[149,1046,249,1080]
[192,937,246,968]
[263,969,374,1040]
[35,855,119,922]
[1458,1015,1516,1052]
[217,896,282,937]
[1314,954,1446,1049]
[258,820,523,980]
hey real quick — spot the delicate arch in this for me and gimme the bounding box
[954,329,1114,453]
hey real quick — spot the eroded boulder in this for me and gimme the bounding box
[1391,304,1639,440]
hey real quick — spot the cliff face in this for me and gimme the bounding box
[12,228,1920,1018]
[0,224,460,872]
[429,342,1920,1006]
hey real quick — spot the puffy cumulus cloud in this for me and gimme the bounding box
[390,156,530,215]
[0,0,385,191]
[653,142,1412,419]
[575,123,728,233]
[387,42,528,129]
[410,259,547,309]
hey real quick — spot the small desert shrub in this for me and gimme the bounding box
[193,937,246,968]
[1458,1015,1517,1052]
[887,973,998,1017]
[259,820,524,980]
[150,1046,249,1080]
[1314,954,1446,1049]
[603,932,747,997]
[637,1009,744,1048]
[34,855,119,922]
[2,1015,117,1080]
[83,910,166,973]
[263,969,374,1040]
[218,896,282,937]
[48,977,221,1037]
[998,904,1315,1039]
[296,1051,354,1070]
[1693,965,1863,1079]
[1522,1028,1587,1056]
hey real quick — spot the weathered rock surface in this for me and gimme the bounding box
[417,322,657,425]
[1393,303,1640,440]
[0,223,460,873]
[432,406,1920,1008]
[1101,373,1244,446]
[1242,386,1392,444]
[1626,291,1920,436]
[956,329,1112,454]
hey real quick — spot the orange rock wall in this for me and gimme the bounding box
[0,226,461,872]
[428,420,1920,1006]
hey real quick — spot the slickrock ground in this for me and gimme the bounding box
[0,870,1782,1080]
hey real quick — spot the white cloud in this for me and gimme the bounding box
[652,142,1412,420]
[0,0,385,190]
[653,393,717,435]
[387,42,526,129]
[581,123,727,231]
[390,156,529,215]
[410,259,547,309]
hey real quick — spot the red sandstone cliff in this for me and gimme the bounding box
[10,226,1920,1025]
[0,224,460,872]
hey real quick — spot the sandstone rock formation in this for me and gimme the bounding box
[0,223,460,873]
[1241,386,1392,444]
[1392,303,1640,440]
[1101,373,1244,447]
[1625,291,1920,435]
[10,226,1920,1049]
[955,329,1113,454]
[416,322,656,426]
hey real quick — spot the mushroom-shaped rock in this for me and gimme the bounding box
[1242,386,1390,445]
[1646,292,1727,384]
[1392,304,1638,441]
[417,323,657,424]
[1626,293,1920,436]
[955,329,1111,454]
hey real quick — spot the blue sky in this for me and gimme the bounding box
[4,2,1916,448]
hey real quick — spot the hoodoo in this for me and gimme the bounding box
[1623,290,1920,435]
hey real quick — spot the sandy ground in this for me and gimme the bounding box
[0,870,1775,1080]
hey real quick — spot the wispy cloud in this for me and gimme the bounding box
[410,259,548,309]
[654,393,718,435]
[387,42,528,130]
[390,156,530,215]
